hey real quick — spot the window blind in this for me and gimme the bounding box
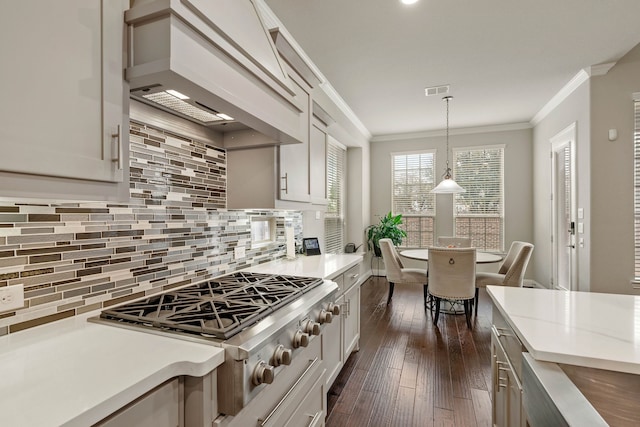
[634,99,640,281]
[391,151,436,247]
[453,146,504,251]
[325,139,346,253]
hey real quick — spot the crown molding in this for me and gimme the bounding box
[255,0,371,141]
[371,122,532,142]
[587,62,616,76]
[530,62,617,126]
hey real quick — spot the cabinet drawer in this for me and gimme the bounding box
[343,265,360,290]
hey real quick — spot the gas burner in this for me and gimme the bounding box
[99,272,324,339]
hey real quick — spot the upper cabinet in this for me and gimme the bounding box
[278,68,311,203]
[0,0,129,201]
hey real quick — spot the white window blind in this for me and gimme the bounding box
[633,98,640,281]
[453,146,504,251]
[325,139,346,253]
[391,151,436,247]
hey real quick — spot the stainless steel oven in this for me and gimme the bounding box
[91,271,340,425]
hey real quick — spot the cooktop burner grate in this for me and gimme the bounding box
[99,272,324,339]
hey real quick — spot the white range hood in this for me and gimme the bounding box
[125,0,306,146]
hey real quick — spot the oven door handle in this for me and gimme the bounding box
[259,357,320,427]
[307,410,323,427]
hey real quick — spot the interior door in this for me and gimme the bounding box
[551,123,577,291]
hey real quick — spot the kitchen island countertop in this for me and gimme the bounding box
[487,285,640,374]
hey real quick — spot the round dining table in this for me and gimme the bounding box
[399,248,503,314]
[399,249,503,264]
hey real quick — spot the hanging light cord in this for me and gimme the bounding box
[443,95,453,179]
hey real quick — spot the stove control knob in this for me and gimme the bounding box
[252,361,275,386]
[273,344,292,366]
[304,320,321,336]
[293,330,309,348]
[328,302,341,316]
[318,309,333,324]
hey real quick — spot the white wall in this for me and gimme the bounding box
[369,128,534,272]
[589,44,640,294]
[532,82,591,290]
[531,43,640,294]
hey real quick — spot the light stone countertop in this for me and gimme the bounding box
[487,286,640,374]
[0,254,365,427]
[243,253,364,279]
[0,311,225,427]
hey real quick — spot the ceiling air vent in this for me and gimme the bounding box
[425,84,450,97]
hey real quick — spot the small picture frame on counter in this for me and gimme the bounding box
[302,237,321,256]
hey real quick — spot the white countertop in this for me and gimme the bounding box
[0,254,364,427]
[244,253,363,279]
[0,311,225,427]
[487,286,640,374]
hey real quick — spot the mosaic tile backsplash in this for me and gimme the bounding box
[0,120,302,336]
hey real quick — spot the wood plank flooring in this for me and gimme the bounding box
[326,276,493,427]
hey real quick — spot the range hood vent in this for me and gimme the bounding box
[125,0,306,145]
[131,85,233,125]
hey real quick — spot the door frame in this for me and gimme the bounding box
[550,122,578,291]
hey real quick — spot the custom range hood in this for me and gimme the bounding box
[125,0,306,146]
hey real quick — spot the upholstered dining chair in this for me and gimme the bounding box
[437,236,472,248]
[474,241,534,315]
[379,238,429,307]
[428,247,476,328]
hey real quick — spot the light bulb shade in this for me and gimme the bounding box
[431,177,466,194]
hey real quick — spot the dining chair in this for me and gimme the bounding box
[474,241,534,315]
[428,247,476,328]
[437,236,472,248]
[379,238,429,308]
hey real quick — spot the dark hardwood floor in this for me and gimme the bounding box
[326,276,493,427]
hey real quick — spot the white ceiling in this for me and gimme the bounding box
[264,0,640,138]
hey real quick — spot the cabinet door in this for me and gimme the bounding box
[0,0,125,184]
[279,74,310,202]
[342,284,360,360]
[492,330,509,427]
[323,294,343,388]
[309,122,327,204]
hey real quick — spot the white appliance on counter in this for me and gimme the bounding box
[92,271,340,426]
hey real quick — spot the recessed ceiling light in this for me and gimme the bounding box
[401,0,419,5]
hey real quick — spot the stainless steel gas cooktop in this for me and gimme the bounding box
[98,272,325,340]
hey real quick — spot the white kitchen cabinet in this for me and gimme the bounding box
[278,69,311,203]
[309,120,328,205]
[322,300,343,388]
[323,262,361,388]
[0,0,129,201]
[94,378,183,427]
[342,282,360,360]
[491,307,527,427]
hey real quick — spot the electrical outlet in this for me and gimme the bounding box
[0,284,24,312]
[234,246,245,260]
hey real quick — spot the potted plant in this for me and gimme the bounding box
[366,211,407,257]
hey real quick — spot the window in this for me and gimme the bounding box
[633,95,640,281]
[325,138,346,253]
[250,216,275,247]
[391,151,436,247]
[453,145,504,251]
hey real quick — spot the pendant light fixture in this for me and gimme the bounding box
[432,95,465,194]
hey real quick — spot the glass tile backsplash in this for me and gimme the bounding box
[0,120,302,335]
